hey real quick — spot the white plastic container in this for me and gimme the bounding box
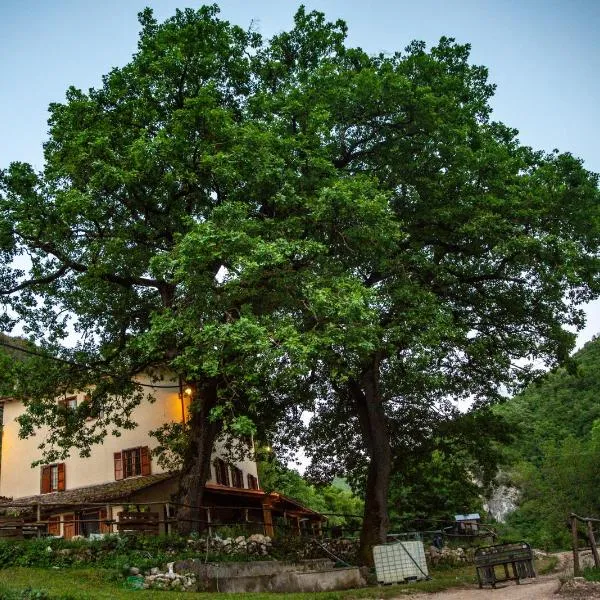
[373,540,429,584]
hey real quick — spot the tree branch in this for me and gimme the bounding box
[0,264,70,295]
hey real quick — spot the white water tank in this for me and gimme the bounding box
[373,540,429,584]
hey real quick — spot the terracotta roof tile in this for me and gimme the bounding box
[0,473,176,508]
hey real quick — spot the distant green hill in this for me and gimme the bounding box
[497,336,600,462]
[495,335,600,549]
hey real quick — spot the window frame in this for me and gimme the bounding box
[114,446,151,481]
[122,447,142,479]
[58,396,77,410]
[231,466,244,488]
[214,458,230,486]
[40,463,65,494]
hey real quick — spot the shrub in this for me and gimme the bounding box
[0,534,271,572]
[583,566,600,582]
[0,586,76,600]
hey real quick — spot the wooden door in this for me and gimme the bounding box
[63,514,76,539]
[47,516,60,536]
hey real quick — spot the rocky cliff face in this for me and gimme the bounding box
[484,484,519,523]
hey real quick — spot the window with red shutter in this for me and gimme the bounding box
[247,474,259,490]
[58,397,77,410]
[40,464,66,493]
[116,447,150,480]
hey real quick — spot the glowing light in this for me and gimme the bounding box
[184,387,193,396]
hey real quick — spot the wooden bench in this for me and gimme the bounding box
[474,541,535,588]
[117,511,160,536]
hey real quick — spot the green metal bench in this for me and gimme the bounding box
[474,541,535,588]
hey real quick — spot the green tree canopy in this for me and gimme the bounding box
[0,5,599,563]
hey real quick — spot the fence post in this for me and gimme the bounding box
[36,503,41,538]
[165,503,171,536]
[588,520,600,568]
[571,515,581,576]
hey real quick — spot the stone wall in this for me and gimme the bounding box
[426,545,475,566]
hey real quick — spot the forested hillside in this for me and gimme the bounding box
[496,335,600,549]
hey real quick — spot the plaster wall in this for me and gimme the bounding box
[0,376,258,499]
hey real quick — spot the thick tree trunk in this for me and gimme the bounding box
[176,379,221,536]
[350,360,392,567]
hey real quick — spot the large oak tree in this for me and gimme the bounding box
[1,6,599,563]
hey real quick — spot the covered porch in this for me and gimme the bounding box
[0,473,326,539]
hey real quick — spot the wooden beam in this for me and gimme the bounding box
[572,516,581,576]
[571,513,600,524]
[165,503,171,536]
[106,504,112,534]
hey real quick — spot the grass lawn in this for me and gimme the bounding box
[0,557,558,599]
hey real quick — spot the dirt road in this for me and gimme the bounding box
[405,552,575,600]
[407,578,560,600]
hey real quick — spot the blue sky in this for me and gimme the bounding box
[1,0,599,347]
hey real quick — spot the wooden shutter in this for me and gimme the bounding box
[231,467,243,488]
[99,508,110,534]
[57,463,66,491]
[222,461,230,486]
[214,459,229,486]
[63,514,75,540]
[40,466,51,494]
[140,446,151,476]
[114,452,123,481]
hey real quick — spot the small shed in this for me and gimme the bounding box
[454,513,480,534]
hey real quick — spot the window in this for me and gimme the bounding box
[57,397,77,426]
[214,458,230,486]
[51,466,59,491]
[82,394,104,420]
[124,447,141,478]
[41,464,65,493]
[58,397,77,410]
[114,447,151,480]
[231,466,244,488]
[247,473,259,490]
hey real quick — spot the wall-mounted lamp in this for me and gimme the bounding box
[184,387,193,396]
